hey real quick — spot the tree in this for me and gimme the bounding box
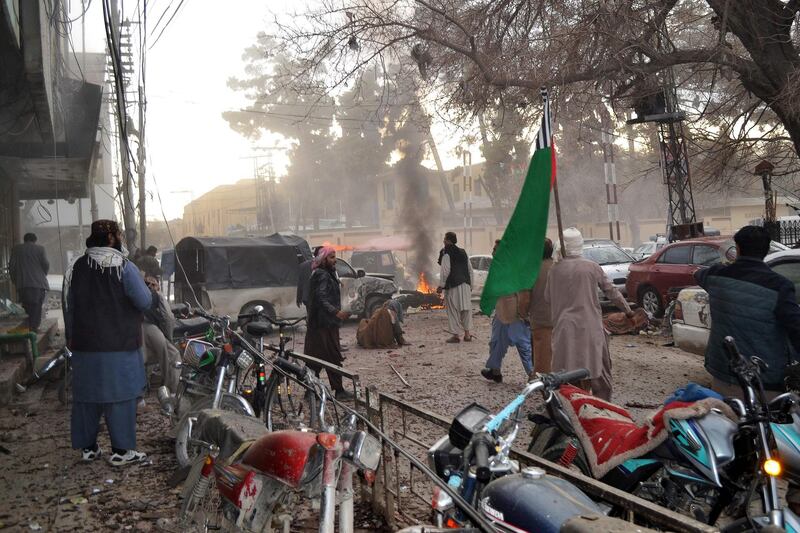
[276,0,800,189]
[224,33,337,230]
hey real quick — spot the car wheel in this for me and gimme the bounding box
[239,301,276,321]
[639,286,663,317]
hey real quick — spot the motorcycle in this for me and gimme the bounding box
[178,356,382,533]
[529,336,800,531]
[426,368,618,532]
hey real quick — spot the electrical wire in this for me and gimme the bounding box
[149,0,187,49]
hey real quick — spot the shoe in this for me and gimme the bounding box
[108,449,147,466]
[463,334,473,342]
[480,368,503,383]
[446,335,461,344]
[81,445,102,462]
[335,389,355,401]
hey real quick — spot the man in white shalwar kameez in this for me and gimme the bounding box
[437,232,474,343]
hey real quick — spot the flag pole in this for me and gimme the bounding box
[552,171,567,259]
[542,86,567,258]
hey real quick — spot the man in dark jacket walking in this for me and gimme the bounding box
[305,246,352,399]
[9,233,50,331]
[695,225,800,397]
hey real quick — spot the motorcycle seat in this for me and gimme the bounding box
[245,322,273,337]
[173,317,211,338]
[197,409,267,461]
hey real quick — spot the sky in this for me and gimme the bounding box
[72,0,474,222]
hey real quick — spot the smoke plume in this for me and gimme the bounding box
[395,130,437,282]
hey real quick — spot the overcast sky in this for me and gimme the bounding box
[73,1,472,221]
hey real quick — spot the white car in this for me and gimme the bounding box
[469,254,492,299]
[582,241,635,306]
[631,239,667,261]
[672,249,800,356]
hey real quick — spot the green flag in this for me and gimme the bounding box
[480,88,555,315]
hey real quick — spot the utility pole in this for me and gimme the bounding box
[137,84,146,249]
[107,0,136,235]
[462,150,473,250]
[601,128,620,241]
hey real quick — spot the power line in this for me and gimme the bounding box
[149,0,187,48]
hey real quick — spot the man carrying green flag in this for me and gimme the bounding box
[479,88,556,317]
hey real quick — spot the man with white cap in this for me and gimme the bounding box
[546,227,633,400]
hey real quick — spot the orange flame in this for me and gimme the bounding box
[416,272,436,294]
[321,241,354,252]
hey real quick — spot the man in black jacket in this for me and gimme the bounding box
[695,225,800,398]
[305,246,352,399]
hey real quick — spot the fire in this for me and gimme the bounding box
[321,241,354,252]
[417,272,436,294]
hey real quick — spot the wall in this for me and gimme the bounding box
[182,179,258,236]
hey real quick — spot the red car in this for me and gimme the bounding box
[625,237,737,316]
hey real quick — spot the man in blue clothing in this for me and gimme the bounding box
[480,240,533,383]
[695,225,800,398]
[64,220,156,466]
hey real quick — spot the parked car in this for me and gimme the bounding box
[625,237,737,317]
[672,249,800,355]
[581,240,635,306]
[174,235,397,320]
[630,238,667,261]
[469,254,492,298]
[349,249,408,287]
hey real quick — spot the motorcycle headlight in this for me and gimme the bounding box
[236,350,254,371]
[342,431,381,471]
[183,339,214,367]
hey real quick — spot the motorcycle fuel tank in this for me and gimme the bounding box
[480,467,605,533]
[241,430,320,488]
[668,410,736,487]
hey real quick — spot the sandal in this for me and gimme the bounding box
[446,335,461,344]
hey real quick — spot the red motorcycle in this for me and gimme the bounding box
[177,357,381,533]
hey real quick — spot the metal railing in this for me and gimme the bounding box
[360,389,717,533]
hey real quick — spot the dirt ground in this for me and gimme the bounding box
[0,308,709,531]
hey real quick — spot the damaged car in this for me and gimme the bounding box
[672,249,800,355]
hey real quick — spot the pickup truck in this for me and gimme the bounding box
[672,249,800,356]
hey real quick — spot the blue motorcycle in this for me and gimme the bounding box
[529,336,800,531]
[426,368,639,532]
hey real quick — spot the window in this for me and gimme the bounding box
[383,182,395,210]
[379,253,393,267]
[771,261,800,303]
[658,245,691,264]
[583,246,633,266]
[691,245,722,266]
[452,183,461,203]
[470,257,482,269]
[335,260,356,278]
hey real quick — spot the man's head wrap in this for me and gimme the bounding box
[562,227,584,258]
[86,219,120,248]
[313,246,336,269]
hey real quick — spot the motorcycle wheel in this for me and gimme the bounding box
[540,439,592,476]
[179,470,228,532]
[527,423,562,457]
[174,395,253,468]
[263,366,319,431]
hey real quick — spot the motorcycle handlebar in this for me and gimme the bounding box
[473,433,493,484]
[544,368,590,388]
[723,336,744,363]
